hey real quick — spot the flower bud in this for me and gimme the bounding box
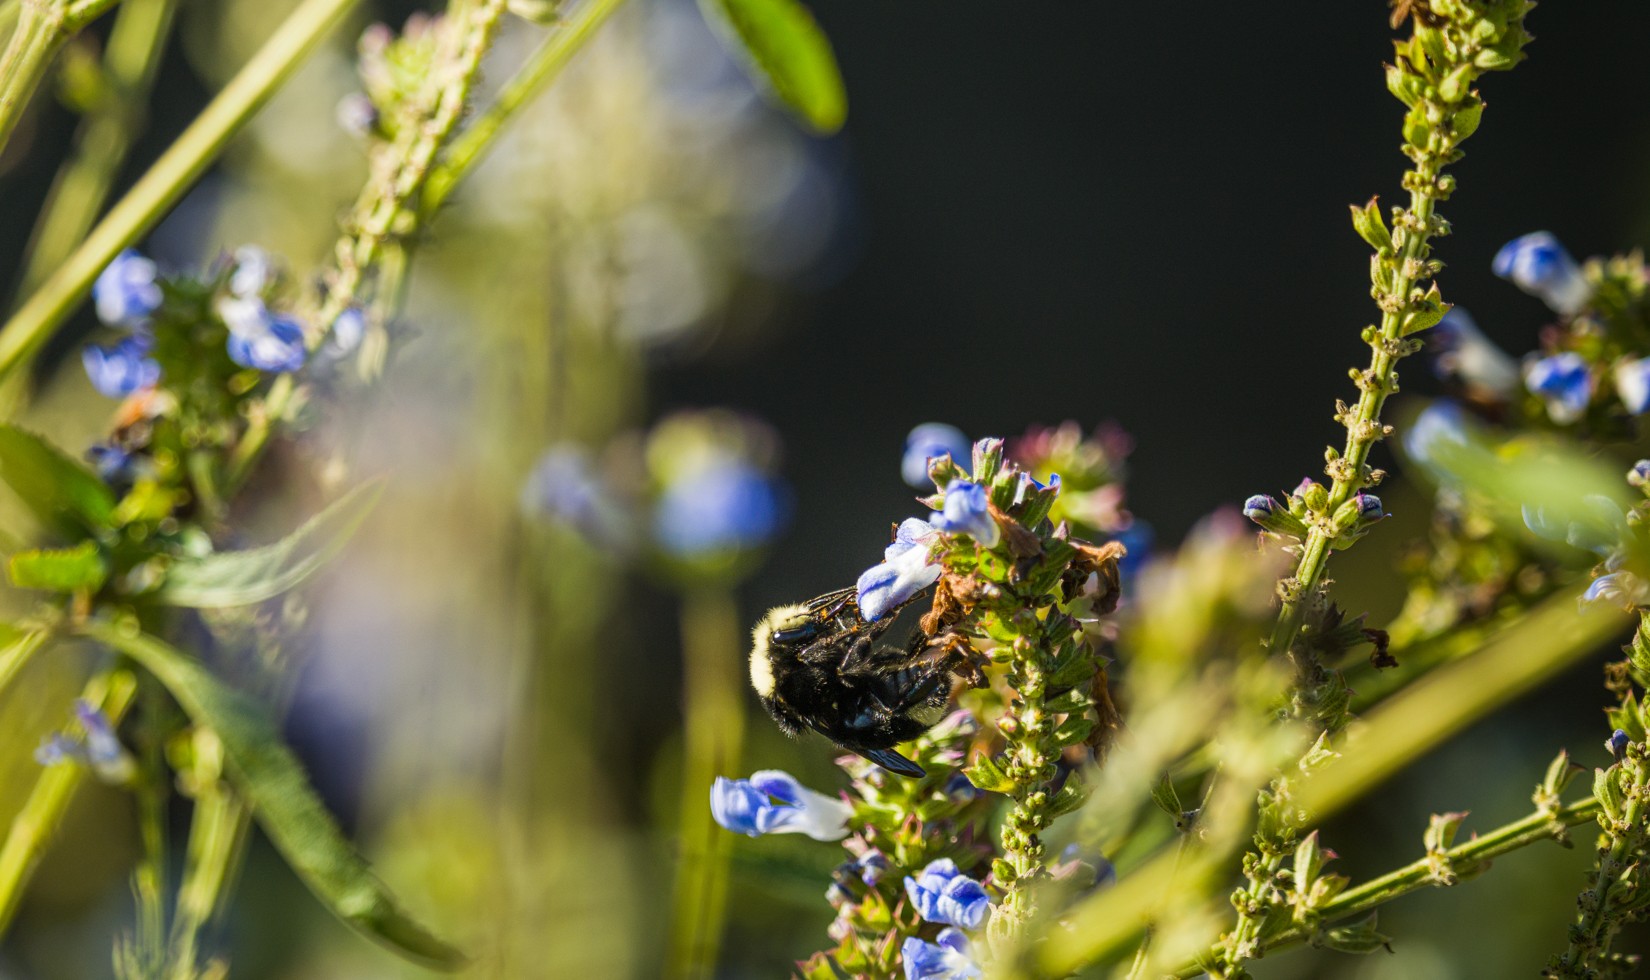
[1297,480,1329,514]
[1243,494,1309,538]
[1607,729,1631,764]
[1630,460,1650,489]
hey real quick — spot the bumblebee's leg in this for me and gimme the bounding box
[837,636,914,676]
[927,630,990,690]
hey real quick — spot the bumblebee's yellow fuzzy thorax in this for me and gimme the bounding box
[750,603,810,698]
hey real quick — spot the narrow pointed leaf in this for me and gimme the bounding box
[697,0,846,133]
[8,541,108,593]
[0,622,48,700]
[82,621,464,969]
[156,479,384,607]
[0,425,115,538]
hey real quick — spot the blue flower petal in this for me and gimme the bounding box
[653,458,790,557]
[905,858,992,930]
[930,480,999,547]
[709,776,769,836]
[902,423,972,488]
[1617,358,1650,416]
[82,337,161,398]
[1492,232,1590,315]
[227,315,308,373]
[92,249,162,328]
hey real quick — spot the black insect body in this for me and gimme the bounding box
[749,587,981,777]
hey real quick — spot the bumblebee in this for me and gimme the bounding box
[749,587,982,777]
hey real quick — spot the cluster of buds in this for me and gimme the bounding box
[1243,481,1385,553]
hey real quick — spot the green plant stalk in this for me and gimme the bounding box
[1550,782,1645,978]
[166,773,249,979]
[134,708,170,974]
[663,588,744,980]
[419,0,628,216]
[0,0,78,158]
[0,0,364,389]
[1039,582,1623,975]
[1164,797,1605,979]
[0,623,53,699]
[16,0,177,300]
[0,667,137,937]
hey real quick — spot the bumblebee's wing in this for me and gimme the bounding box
[861,747,926,778]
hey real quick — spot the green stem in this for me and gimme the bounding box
[0,0,364,388]
[0,0,64,157]
[663,588,744,980]
[134,716,170,973]
[0,623,53,700]
[0,667,138,938]
[15,0,177,301]
[419,0,628,217]
[166,731,249,980]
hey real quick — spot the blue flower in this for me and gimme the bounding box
[710,769,851,841]
[943,772,978,804]
[327,307,366,356]
[1403,399,1477,477]
[1616,358,1650,415]
[929,480,999,547]
[904,858,991,930]
[1014,470,1060,507]
[856,518,942,621]
[83,336,160,397]
[93,249,161,328]
[1430,309,1518,397]
[1526,352,1593,424]
[227,314,308,373]
[653,457,789,557]
[902,929,982,980]
[229,244,273,298]
[903,423,972,488]
[86,443,134,483]
[1243,495,1279,521]
[1354,493,1383,519]
[1629,460,1650,488]
[217,295,271,339]
[36,700,134,783]
[1580,572,1650,611]
[1111,522,1153,580]
[853,850,889,886]
[1607,728,1631,763]
[1492,232,1591,316]
[523,445,635,551]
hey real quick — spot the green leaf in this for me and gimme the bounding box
[961,753,1016,794]
[82,622,463,969]
[156,480,384,607]
[1045,779,1092,819]
[8,541,108,593]
[0,425,116,538]
[0,622,50,699]
[697,0,846,134]
[1051,714,1095,748]
[1149,772,1181,818]
[1043,687,1092,715]
[1319,912,1391,955]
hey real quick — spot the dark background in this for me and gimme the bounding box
[4,1,1650,976]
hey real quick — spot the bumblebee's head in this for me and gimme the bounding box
[749,603,813,698]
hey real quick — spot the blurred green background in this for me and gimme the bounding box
[2,0,1650,977]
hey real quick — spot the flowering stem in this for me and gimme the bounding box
[0,667,138,938]
[0,0,363,388]
[664,587,745,980]
[15,0,178,300]
[420,0,628,217]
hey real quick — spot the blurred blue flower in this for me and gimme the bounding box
[903,423,972,488]
[523,445,635,551]
[1492,232,1591,316]
[227,314,307,373]
[856,517,942,622]
[902,929,982,980]
[1630,460,1650,489]
[943,772,978,804]
[653,457,789,557]
[36,700,134,783]
[1616,358,1650,415]
[93,249,161,328]
[229,244,272,298]
[1404,400,1480,480]
[327,307,366,357]
[853,850,888,886]
[86,443,133,483]
[904,858,991,930]
[710,770,851,840]
[83,336,160,397]
[1608,728,1631,762]
[1526,352,1593,424]
[1430,309,1519,397]
[1580,572,1650,611]
[1111,521,1153,580]
[1524,495,1632,569]
[217,295,271,339]
[930,480,999,547]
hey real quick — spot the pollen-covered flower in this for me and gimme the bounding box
[904,858,991,930]
[709,770,851,841]
[93,249,162,328]
[856,517,942,621]
[903,423,972,488]
[227,314,308,373]
[1430,308,1519,397]
[930,480,999,547]
[901,929,982,980]
[83,336,160,397]
[1615,358,1650,415]
[1526,352,1594,423]
[653,456,788,557]
[1492,231,1591,316]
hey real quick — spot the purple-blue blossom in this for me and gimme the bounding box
[1526,352,1593,424]
[904,858,991,930]
[856,517,942,622]
[943,772,978,804]
[1492,232,1591,316]
[93,249,162,328]
[229,244,273,298]
[929,480,999,547]
[86,443,134,483]
[1630,460,1650,488]
[653,456,789,557]
[523,445,635,551]
[227,314,308,373]
[328,307,366,356]
[709,769,851,841]
[853,850,888,885]
[36,700,134,783]
[1607,728,1631,763]
[1616,358,1650,416]
[1403,399,1479,479]
[903,423,972,488]
[1354,493,1383,519]
[1430,308,1518,397]
[901,929,981,980]
[1580,573,1650,611]
[83,336,160,397]
[1243,495,1280,522]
